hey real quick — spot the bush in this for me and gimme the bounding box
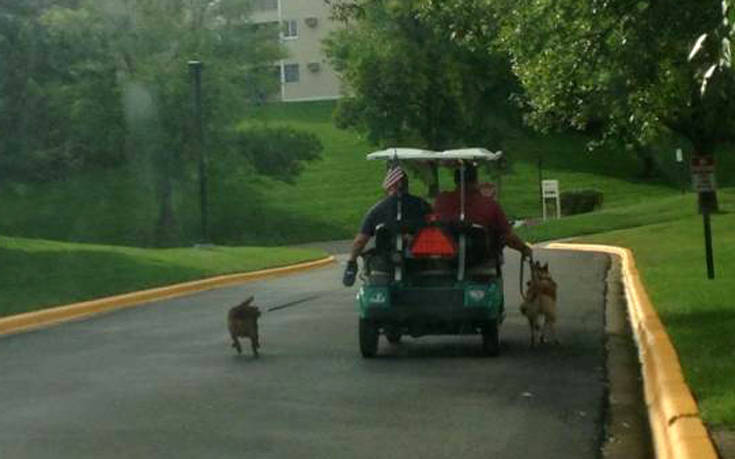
[236,126,322,183]
[560,189,604,215]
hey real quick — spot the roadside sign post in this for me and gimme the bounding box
[703,211,714,279]
[691,155,716,279]
[676,148,686,194]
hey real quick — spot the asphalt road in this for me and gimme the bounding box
[0,248,610,459]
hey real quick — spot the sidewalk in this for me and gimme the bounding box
[548,243,720,459]
[713,430,735,459]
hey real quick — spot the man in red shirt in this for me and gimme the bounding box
[433,165,532,257]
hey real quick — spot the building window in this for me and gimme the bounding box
[254,0,278,11]
[284,64,300,83]
[282,20,298,39]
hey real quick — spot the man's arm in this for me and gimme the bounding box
[343,232,370,287]
[505,230,533,257]
[348,233,371,262]
[488,199,532,257]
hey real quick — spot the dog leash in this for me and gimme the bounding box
[519,252,536,301]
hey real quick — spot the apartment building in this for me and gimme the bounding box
[251,0,342,102]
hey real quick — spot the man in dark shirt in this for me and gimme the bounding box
[342,166,431,286]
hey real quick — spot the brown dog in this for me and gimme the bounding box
[227,296,261,357]
[519,261,558,347]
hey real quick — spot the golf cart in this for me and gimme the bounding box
[356,148,505,358]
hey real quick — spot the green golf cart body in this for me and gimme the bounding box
[355,148,505,357]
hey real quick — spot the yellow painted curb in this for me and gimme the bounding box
[0,255,336,336]
[545,243,717,459]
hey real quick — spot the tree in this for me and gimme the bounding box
[503,0,735,207]
[323,0,520,154]
[0,1,90,182]
[417,0,735,187]
[38,0,287,243]
[0,1,326,245]
[688,0,735,96]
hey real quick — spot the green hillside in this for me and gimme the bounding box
[239,101,683,242]
[0,100,730,246]
[0,236,326,317]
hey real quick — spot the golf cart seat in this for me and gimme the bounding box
[364,220,501,285]
[362,220,426,286]
[465,224,501,280]
[427,221,500,273]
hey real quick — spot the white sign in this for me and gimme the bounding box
[542,179,559,197]
[691,156,717,192]
[541,179,561,220]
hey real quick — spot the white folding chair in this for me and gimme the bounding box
[542,179,561,220]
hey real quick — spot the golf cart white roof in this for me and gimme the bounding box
[366,147,502,162]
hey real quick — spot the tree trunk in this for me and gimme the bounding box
[640,154,656,179]
[630,145,657,179]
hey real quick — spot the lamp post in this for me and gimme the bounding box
[188,60,208,243]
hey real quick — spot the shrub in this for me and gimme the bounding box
[236,126,322,183]
[560,189,604,215]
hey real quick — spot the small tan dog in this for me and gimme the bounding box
[519,261,558,347]
[227,296,261,357]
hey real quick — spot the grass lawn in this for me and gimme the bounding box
[0,236,327,318]
[516,192,704,243]
[241,102,681,242]
[3,100,735,248]
[3,100,724,247]
[566,189,735,428]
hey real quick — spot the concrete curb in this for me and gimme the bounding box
[545,243,717,459]
[0,255,336,337]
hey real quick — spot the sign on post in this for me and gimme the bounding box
[690,155,717,279]
[542,179,561,220]
[691,155,716,193]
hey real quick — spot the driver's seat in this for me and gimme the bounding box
[465,224,501,281]
[361,224,393,286]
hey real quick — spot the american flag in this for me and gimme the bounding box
[382,166,405,191]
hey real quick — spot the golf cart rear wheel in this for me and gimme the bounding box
[482,320,500,357]
[385,328,402,344]
[359,319,379,358]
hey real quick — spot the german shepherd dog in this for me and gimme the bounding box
[227,296,261,357]
[520,261,558,347]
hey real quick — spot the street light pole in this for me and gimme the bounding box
[188,60,208,243]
